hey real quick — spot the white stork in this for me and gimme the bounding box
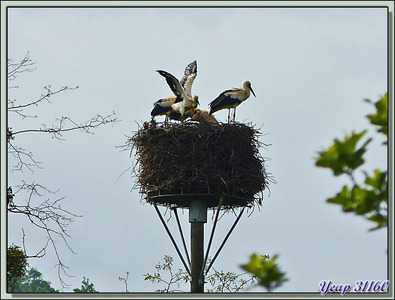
[190,108,218,125]
[155,60,199,121]
[150,95,199,122]
[209,80,256,123]
[150,96,178,121]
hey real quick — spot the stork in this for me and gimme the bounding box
[152,61,199,123]
[151,95,199,123]
[151,96,179,122]
[156,60,199,120]
[209,80,256,123]
[190,108,218,125]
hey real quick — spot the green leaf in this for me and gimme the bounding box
[241,254,287,292]
[365,169,387,198]
[316,131,371,176]
[351,185,378,215]
[368,214,387,228]
[327,169,387,229]
[316,92,387,231]
[327,185,356,212]
[367,93,387,137]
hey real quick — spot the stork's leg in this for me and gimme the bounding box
[233,107,236,123]
[227,109,231,123]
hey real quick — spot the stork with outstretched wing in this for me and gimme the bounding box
[152,60,199,122]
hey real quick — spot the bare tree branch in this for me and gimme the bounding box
[7,52,36,82]
[12,112,118,139]
[8,182,82,288]
[118,271,130,292]
[7,54,118,172]
[8,85,79,117]
[22,228,48,259]
[7,53,118,289]
[7,140,43,172]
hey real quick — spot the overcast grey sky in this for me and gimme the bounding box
[3,2,392,296]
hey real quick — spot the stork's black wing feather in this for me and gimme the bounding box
[209,90,241,114]
[168,110,183,121]
[209,90,233,108]
[156,70,184,98]
[151,104,172,116]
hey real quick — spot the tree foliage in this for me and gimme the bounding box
[144,255,257,293]
[315,93,388,230]
[144,255,190,293]
[7,245,28,292]
[9,266,98,293]
[315,130,372,176]
[366,93,388,139]
[11,267,59,293]
[73,277,99,293]
[240,254,287,292]
[205,268,256,293]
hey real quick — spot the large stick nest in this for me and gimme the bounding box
[126,120,271,209]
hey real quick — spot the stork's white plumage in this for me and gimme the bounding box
[209,80,256,123]
[170,94,199,117]
[190,108,218,125]
[180,60,198,97]
[155,60,199,120]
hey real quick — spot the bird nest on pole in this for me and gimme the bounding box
[126,120,270,210]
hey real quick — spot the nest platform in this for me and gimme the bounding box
[128,120,270,209]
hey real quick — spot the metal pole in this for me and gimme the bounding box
[189,199,207,293]
[191,222,204,293]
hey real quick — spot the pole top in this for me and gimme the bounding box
[189,199,207,223]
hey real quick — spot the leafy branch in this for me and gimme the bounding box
[315,93,388,230]
[144,255,258,293]
[241,253,287,292]
[144,255,189,293]
[73,277,99,293]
